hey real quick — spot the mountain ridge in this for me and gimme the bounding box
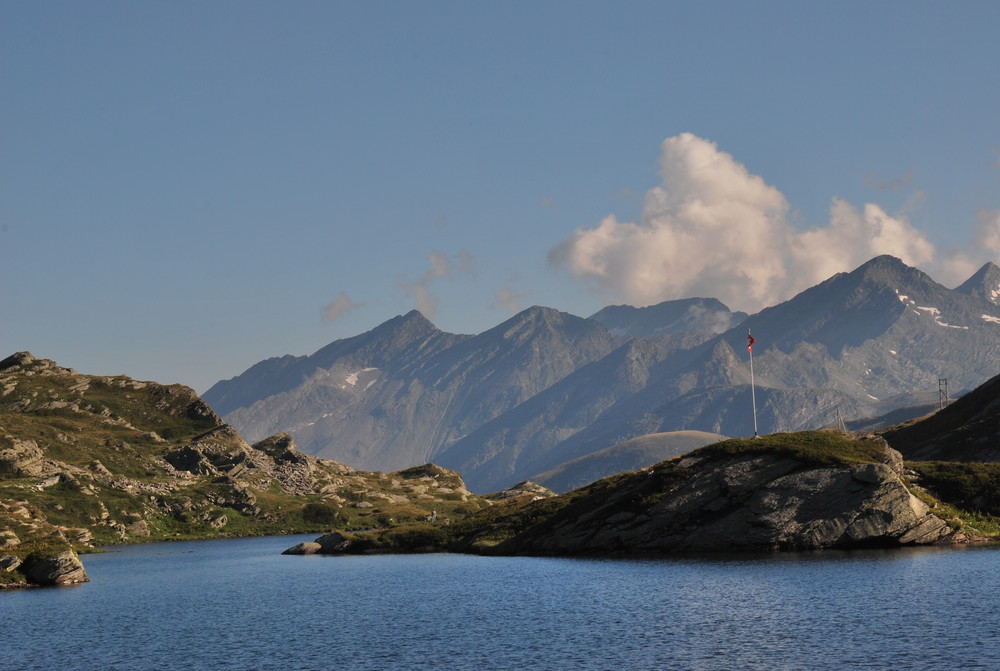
[955,261,1000,305]
[205,256,1000,492]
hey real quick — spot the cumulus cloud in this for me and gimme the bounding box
[400,250,475,317]
[975,209,1000,255]
[937,209,1000,284]
[550,133,940,312]
[323,292,363,323]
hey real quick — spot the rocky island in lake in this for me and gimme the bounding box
[289,427,996,557]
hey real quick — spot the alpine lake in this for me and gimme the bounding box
[3,535,998,671]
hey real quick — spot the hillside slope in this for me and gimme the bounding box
[882,372,1000,461]
[0,352,491,587]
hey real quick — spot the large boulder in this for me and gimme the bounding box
[283,532,353,555]
[21,550,89,586]
[282,542,321,555]
[0,435,50,477]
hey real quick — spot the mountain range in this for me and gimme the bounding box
[204,256,1000,492]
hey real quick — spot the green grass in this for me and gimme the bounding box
[692,431,890,467]
[905,462,1000,537]
[907,462,1000,514]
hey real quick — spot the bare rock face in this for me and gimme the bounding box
[21,550,89,586]
[0,435,50,477]
[487,480,555,501]
[504,438,965,555]
[0,554,23,572]
[0,352,37,371]
[651,458,953,551]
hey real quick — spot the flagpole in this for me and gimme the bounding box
[748,329,758,438]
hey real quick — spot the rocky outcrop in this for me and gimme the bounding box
[20,549,89,586]
[498,435,971,555]
[2,351,494,587]
[283,531,353,555]
[293,432,985,558]
[486,480,555,501]
[0,436,50,477]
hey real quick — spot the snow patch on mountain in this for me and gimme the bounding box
[898,293,968,329]
[343,367,378,388]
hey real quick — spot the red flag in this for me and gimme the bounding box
[747,332,756,353]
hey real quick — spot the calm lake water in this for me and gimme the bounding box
[2,535,998,671]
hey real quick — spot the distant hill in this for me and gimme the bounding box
[882,372,1000,461]
[206,256,1000,493]
[527,430,725,493]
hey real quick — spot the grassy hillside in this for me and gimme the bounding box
[0,353,494,586]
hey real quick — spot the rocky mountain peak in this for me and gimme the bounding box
[733,255,950,354]
[956,261,1000,305]
[503,305,571,329]
[479,305,613,349]
[376,309,440,336]
[204,309,461,417]
[849,254,939,293]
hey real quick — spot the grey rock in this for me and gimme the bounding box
[126,520,150,537]
[0,351,36,371]
[316,532,353,553]
[282,542,321,555]
[504,440,964,555]
[0,435,48,477]
[0,554,22,572]
[88,460,112,475]
[21,550,89,585]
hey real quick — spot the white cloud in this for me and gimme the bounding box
[322,292,363,323]
[551,133,940,312]
[400,250,475,317]
[931,209,1000,286]
[975,209,1000,255]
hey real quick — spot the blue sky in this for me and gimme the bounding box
[3,1,999,393]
